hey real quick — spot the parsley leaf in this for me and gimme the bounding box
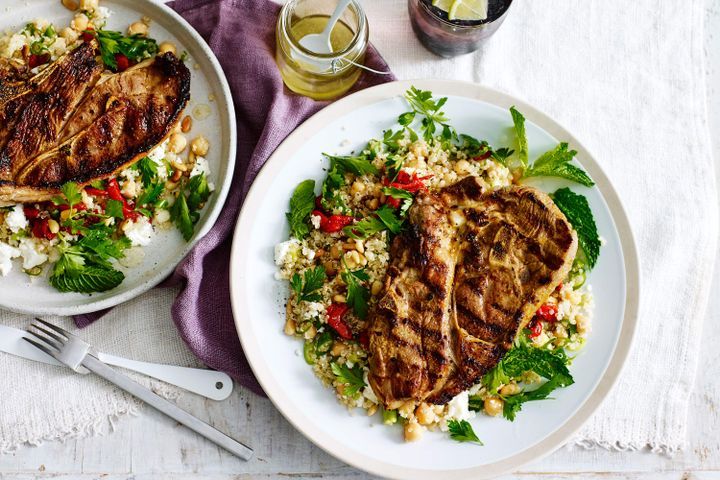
[286,179,316,240]
[509,106,528,168]
[474,343,574,421]
[105,199,125,219]
[330,362,366,397]
[52,182,82,207]
[447,419,483,445]
[290,266,326,303]
[170,193,193,241]
[132,156,158,185]
[93,29,159,70]
[524,142,594,187]
[344,205,403,239]
[552,188,601,268]
[382,187,414,217]
[341,265,370,319]
[404,87,456,142]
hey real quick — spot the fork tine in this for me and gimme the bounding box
[33,318,70,338]
[26,328,62,352]
[22,336,59,356]
[30,322,65,345]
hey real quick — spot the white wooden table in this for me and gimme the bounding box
[1,2,719,479]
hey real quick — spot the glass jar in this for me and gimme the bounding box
[276,0,369,101]
[408,0,513,58]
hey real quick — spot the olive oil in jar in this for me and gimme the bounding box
[276,1,369,101]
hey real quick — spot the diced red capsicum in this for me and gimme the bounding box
[85,187,108,197]
[326,303,352,340]
[81,27,95,42]
[528,318,543,339]
[23,207,40,219]
[31,218,55,241]
[311,210,354,233]
[385,170,433,194]
[114,53,131,72]
[106,178,138,220]
[473,150,493,161]
[357,330,369,348]
[28,53,50,69]
[536,303,558,322]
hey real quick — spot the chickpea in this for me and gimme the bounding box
[303,324,317,340]
[366,198,379,210]
[181,115,193,133]
[62,0,79,11]
[284,318,296,336]
[158,41,177,55]
[403,421,423,442]
[500,383,520,396]
[332,294,346,303]
[71,13,89,32]
[60,27,79,43]
[484,396,504,417]
[79,0,98,10]
[190,135,210,156]
[371,280,383,296]
[454,159,471,175]
[351,181,365,194]
[354,240,365,253]
[330,341,347,357]
[322,260,337,276]
[167,133,187,154]
[415,403,435,426]
[128,21,149,37]
[47,219,60,234]
[329,243,343,259]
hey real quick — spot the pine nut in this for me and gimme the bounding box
[47,219,60,234]
[62,0,79,11]
[371,280,383,296]
[284,318,296,336]
[333,294,346,303]
[170,169,183,182]
[181,115,192,133]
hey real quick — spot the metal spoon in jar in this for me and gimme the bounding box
[298,0,353,54]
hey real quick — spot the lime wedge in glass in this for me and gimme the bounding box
[447,0,488,21]
[431,0,455,11]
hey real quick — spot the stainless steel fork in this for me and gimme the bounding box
[24,318,253,461]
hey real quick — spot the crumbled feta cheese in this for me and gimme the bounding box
[301,301,326,321]
[154,209,171,224]
[0,242,20,276]
[95,6,112,20]
[122,216,155,246]
[445,391,474,422]
[3,34,25,57]
[310,214,321,230]
[81,189,96,211]
[274,239,300,267]
[190,156,210,177]
[18,238,47,270]
[147,140,169,180]
[5,204,28,233]
[301,245,315,261]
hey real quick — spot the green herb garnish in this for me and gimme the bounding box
[344,205,402,240]
[447,419,483,445]
[93,29,158,70]
[170,173,211,241]
[330,361,366,397]
[404,87,457,143]
[552,187,601,268]
[509,106,528,169]
[341,265,370,319]
[524,143,594,187]
[286,179,316,239]
[290,265,326,303]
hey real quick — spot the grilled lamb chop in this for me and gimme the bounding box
[368,176,578,408]
[0,46,190,203]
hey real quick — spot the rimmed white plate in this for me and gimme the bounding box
[229,80,639,479]
[0,0,235,315]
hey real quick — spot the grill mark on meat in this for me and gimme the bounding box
[0,51,190,202]
[369,176,578,407]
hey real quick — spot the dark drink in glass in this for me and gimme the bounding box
[408,0,513,58]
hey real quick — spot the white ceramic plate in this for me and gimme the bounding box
[0,0,235,315]
[230,80,639,479]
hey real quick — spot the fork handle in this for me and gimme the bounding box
[82,354,253,460]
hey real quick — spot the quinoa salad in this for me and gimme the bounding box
[276,88,601,444]
[0,0,213,293]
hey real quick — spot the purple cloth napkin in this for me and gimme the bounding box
[74,0,395,395]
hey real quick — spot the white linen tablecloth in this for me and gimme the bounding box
[0,0,717,456]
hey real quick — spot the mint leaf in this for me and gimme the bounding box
[286,179,316,240]
[447,420,483,445]
[323,153,379,177]
[344,205,403,239]
[171,193,193,241]
[552,188,601,268]
[524,142,594,187]
[49,265,124,293]
[509,106,528,168]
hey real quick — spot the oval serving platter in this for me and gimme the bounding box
[0,0,235,315]
[229,79,639,479]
